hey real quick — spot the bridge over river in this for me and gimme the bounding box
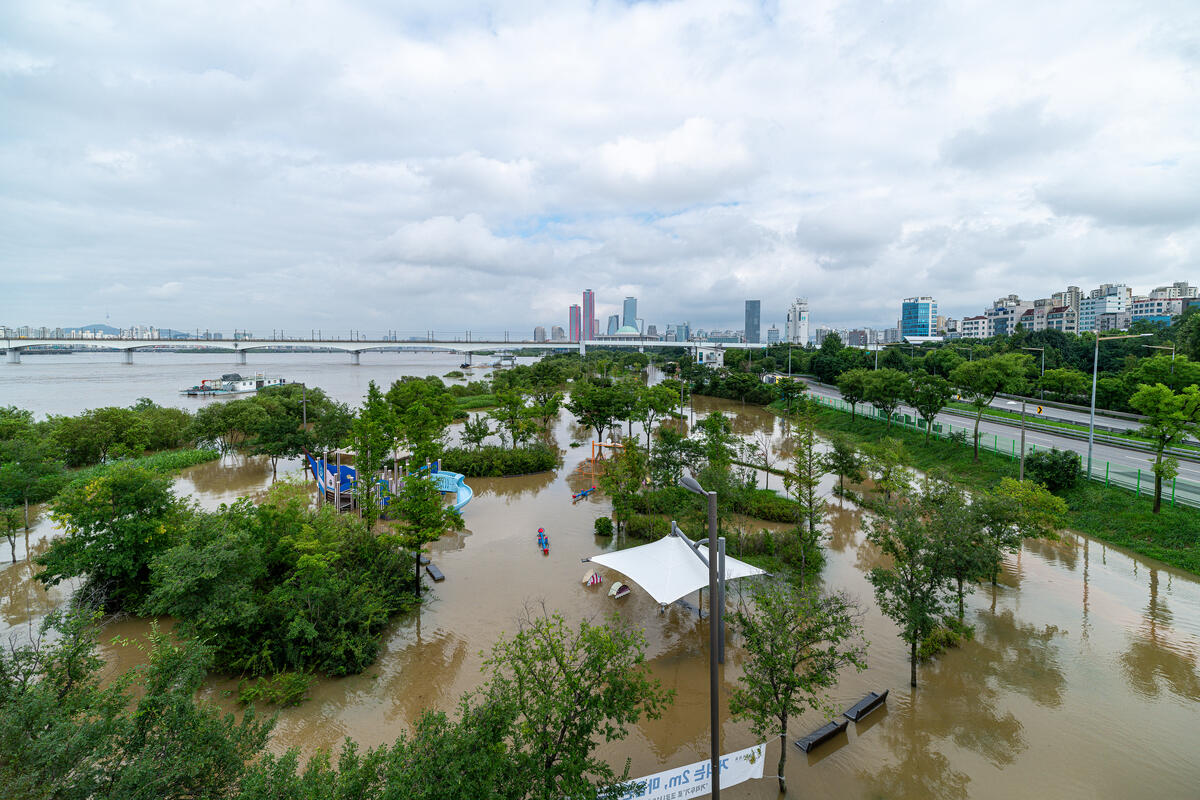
[2,336,762,365]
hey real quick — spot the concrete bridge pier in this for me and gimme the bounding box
[638,345,645,353]
[466,352,473,365]
[123,350,134,365]
[350,351,361,365]
[6,349,19,365]
[236,350,247,365]
[578,341,587,356]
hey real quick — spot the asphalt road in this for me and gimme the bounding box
[800,381,1200,485]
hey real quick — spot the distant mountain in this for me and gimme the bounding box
[65,324,122,336]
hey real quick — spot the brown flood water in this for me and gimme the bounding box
[2,372,1200,798]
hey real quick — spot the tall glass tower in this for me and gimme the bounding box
[745,300,761,343]
[901,297,937,337]
[622,297,637,329]
[582,289,595,340]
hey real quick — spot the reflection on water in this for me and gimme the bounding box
[1,375,1199,797]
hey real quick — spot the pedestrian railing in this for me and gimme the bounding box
[806,394,1194,510]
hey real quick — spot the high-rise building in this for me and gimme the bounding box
[766,325,780,344]
[786,298,809,344]
[622,297,637,329]
[569,305,581,342]
[550,325,566,341]
[593,318,599,337]
[607,314,621,335]
[533,326,547,342]
[745,300,761,344]
[900,297,938,337]
[582,289,595,340]
[646,324,659,338]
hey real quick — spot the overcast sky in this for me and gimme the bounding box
[3,0,1198,336]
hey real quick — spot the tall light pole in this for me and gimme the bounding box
[1144,343,1176,374]
[680,474,721,800]
[1022,347,1045,400]
[1088,332,1152,477]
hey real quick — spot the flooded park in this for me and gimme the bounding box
[2,351,1200,798]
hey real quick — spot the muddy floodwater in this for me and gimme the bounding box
[3,356,1200,798]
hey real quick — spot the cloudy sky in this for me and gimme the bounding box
[3,0,1198,336]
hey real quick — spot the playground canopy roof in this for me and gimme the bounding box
[584,533,766,605]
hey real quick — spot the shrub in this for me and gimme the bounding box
[732,488,799,523]
[625,514,670,540]
[238,671,314,707]
[1025,448,1081,492]
[439,444,558,477]
[443,370,465,379]
[917,617,975,662]
[593,517,614,537]
[633,486,694,515]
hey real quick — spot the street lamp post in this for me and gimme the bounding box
[680,474,721,800]
[1088,332,1152,477]
[1144,343,1176,374]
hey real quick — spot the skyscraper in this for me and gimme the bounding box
[533,326,547,342]
[582,289,595,340]
[786,298,809,344]
[607,314,621,335]
[745,300,761,344]
[569,304,581,342]
[623,297,637,329]
[900,297,938,337]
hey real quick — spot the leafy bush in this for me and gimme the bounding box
[633,486,694,515]
[625,514,670,540]
[453,394,498,411]
[1025,448,1081,492]
[732,488,799,523]
[593,517,614,537]
[238,671,315,707]
[917,618,975,662]
[144,491,419,676]
[439,444,559,477]
[443,371,465,379]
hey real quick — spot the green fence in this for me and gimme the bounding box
[808,394,1198,510]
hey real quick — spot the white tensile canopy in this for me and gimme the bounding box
[585,533,766,605]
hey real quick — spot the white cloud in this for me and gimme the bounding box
[1,0,1198,333]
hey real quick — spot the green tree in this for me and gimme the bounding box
[460,413,492,450]
[867,491,953,688]
[489,390,536,449]
[783,399,826,582]
[836,368,871,421]
[811,332,849,383]
[1038,367,1089,402]
[907,372,953,443]
[1128,383,1200,513]
[480,610,673,800]
[391,472,462,600]
[638,383,679,454]
[775,376,805,413]
[0,608,271,800]
[974,478,1067,584]
[2,506,23,563]
[387,377,458,462]
[350,382,396,531]
[729,584,867,794]
[37,464,185,610]
[190,400,268,455]
[950,353,1032,461]
[865,437,910,502]
[0,434,66,530]
[920,476,989,621]
[825,434,865,496]
[865,368,909,430]
[648,425,701,488]
[597,443,648,536]
[249,400,311,479]
[566,382,622,443]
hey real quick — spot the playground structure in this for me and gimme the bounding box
[571,440,625,496]
[304,450,473,515]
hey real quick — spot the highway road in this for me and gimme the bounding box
[799,380,1200,486]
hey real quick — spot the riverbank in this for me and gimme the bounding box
[761,397,1200,576]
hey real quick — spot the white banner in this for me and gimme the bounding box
[616,742,768,800]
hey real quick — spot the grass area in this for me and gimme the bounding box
[67,447,222,486]
[775,401,1200,577]
[454,394,498,411]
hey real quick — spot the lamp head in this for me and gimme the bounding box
[680,475,706,495]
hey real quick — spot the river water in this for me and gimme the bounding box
[2,354,1199,799]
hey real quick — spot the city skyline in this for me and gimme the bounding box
[3,2,1197,334]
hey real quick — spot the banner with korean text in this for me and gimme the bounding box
[616,741,768,800]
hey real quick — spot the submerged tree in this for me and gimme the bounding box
[730,583,867,794]
[783,399,827,583]
[867,491,952,688]
[824,434,865,497]
[350,381,396,531]
[390,471,462,600]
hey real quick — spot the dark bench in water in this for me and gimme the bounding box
[426,564,445,582]
[794,719,848,753]
[843,690,888,722]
